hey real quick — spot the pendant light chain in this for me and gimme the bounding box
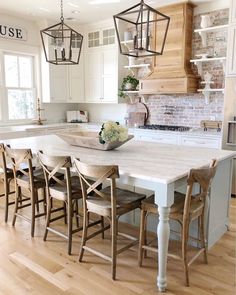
[60,0,64,22]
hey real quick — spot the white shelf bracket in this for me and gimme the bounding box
[198,31,207,47]
[193,61,203,77]
[220,59,226,73]
[202,90,211,104]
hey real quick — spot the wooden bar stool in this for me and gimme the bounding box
[138,159,218,286]
[38,152,84,255]
[0,143,15,222]
[74,159,146,280]
[6,147,47,237]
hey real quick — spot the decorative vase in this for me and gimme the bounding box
[200,15,212,29]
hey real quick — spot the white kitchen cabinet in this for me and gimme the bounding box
[230,0,236,23]
[180,135,221,149]
[84,49,118,103]
[134,131,179,145]
[227,25,236,76]
[42,55,84,103]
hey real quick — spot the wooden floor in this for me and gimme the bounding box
[0,196,235,295]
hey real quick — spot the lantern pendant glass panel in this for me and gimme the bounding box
[113,0,170,58]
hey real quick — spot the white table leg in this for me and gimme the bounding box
[157,206,170,292]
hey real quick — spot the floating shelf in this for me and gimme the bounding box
[190,57,226,63]
[123,90,139,94]
[197,88,224,92]
[124,64,150,69]
[190,57,226,77]
[194,24,229,33]
[194,24,228,47]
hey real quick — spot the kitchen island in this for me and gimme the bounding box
[4,134,235,292]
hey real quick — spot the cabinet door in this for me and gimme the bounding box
[101,49,118,102]
[231,0,236,23]
[68,58,84,103]
[227,25,236,76]
[49,64,69,102]
[84,52,102,102]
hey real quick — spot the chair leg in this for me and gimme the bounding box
[143,213,148,258]
[12,186,20,226]
[4,182,9,223]
[101,216,105,239]
[35,191,40,213]
[200,213,208,264]
[68,201,73,255]
[79,211,88,262]
[44,197,52,241]
[31,190,36,237]
[75,200,79,228]
[111,216,117,280]
[182,220,190,287]
[63,202,67,224]
[138,209,146,267]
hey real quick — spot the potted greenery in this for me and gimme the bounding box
[119,75,139,98]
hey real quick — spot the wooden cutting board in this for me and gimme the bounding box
[200,120,222,131]
[127,99,149,127]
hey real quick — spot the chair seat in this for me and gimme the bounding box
[142,193,204,220]
[49,176,82,201]
[16,168,45,189]
[86,186,146,217]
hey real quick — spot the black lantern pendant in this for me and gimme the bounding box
[40,0,83,65]
[113,0,170,58]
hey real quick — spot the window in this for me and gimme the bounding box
[3,53,36,120]
[88,31,100,48]
[102,28,115,45]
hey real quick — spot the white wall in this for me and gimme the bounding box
[78,103,127,124]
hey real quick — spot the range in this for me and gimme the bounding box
[138,125,191,132]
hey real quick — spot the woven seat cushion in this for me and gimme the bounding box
[86,186,146,216]
[49,176,82,201]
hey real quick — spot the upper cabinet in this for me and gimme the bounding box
[227,0,236,76]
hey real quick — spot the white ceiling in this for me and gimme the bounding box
[0,0,226,24]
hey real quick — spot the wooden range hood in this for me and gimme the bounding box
[139,2,199,95]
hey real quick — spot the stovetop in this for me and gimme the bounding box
[138,125,191,132]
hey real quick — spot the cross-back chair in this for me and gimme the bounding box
[74,159,146,280]
[38,151,102,255]
[0,143,15,222]
[138,159,218,286]
[5,146,46,237]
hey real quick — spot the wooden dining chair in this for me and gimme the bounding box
[6,147,46,237]
[38,151,86,255]
[74,159,146,280]
[138,159,218,286]
[0,143,15,222]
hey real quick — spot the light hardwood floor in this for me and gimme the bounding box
[0,194,235,295]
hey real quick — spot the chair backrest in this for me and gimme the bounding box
[37,151,72,196]
[0,144,8,180]
[74,159,119,211]
[183,159,218,220]
[5,146,34,188]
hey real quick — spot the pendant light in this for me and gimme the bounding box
[113,0,170,58]
[40,0,83,65]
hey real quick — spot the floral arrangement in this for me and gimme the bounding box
[99,121,128,144]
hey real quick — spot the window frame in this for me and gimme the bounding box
[0,50,38,124]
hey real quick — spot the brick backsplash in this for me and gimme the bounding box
[142,8,229,128]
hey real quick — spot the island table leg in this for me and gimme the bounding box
[157,206,170,292]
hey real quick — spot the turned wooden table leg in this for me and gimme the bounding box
[157,206,170,292]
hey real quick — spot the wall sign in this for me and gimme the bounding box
[0,23,27,41]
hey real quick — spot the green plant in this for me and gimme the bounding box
[119,75,139,98]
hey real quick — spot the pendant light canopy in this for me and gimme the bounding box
[113,0,170,58]
[40,0,83,65]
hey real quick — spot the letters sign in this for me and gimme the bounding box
[0,23,27,41]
